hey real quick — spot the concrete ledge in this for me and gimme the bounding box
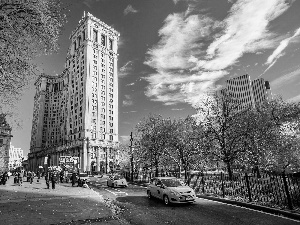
[197,194,300,221]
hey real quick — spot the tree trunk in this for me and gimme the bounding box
[155,157,159,177]
[178,164,181,178]
[226,162,233,180]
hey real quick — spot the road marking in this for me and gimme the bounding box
[104,188,128,196]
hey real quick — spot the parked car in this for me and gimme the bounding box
[107,174,128,187]
[147,177,196,205]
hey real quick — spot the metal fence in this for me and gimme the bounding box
[191,172,300,210]
[124,171,300,210]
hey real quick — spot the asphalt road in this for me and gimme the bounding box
[88,177,300,225]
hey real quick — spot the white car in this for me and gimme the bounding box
[147,177,196,205]
[107,175,128,188]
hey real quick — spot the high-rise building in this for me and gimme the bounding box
[0,115,12,172]
[220,74,272,111]
[28,12,120,173]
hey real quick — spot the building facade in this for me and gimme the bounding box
[0,115,13,172]
[220,74,272,111]
[8,145,24,170]
[28,12,120,173]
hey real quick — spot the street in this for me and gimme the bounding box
[0,175,299,225]
[89,176,300,225]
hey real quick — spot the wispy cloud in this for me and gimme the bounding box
[124,5,138,16]
[194,0,289,71]
[262,27,300,73]
[144,0,292,106]
[288,94,300,103]
[126,82,135,86]
[270,67,300,89]
[119,61,134,78]
[123,95,133,107]
[171,108,185,111]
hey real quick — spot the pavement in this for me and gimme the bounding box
[0,176,125,225]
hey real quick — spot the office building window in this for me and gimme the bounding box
[93,30,98,42]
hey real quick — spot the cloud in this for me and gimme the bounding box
[119,61,134,78]
[194,0,289,71]
[82,0,103,8]
[144,0,292,106]
[171,108,185,111]
[288,94,300,103]
[263,27,300,72]
[122,95,133,107]
[126,82,135,86]
[124,5,138,15]
[270,67,300,89]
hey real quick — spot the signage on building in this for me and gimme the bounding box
[59,156,79,164]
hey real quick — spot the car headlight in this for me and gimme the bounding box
[170,190,181,197]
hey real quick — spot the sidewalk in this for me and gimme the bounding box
[0,176,122,225]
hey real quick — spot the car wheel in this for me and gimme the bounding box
[107,181,109,187]
[147,191,152,199]
[163,195,170,205]
[112,183,115,188]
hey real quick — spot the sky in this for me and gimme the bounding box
[10,0,300,157]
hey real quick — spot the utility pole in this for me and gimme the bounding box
[130,132,134,182]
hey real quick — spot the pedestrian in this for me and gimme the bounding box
[37,171,40,182]
[71,172,77,187]
[51,171,56,189]
[60,170,64,183]
[28,171,33,184]
[1,172,7,185]
[18,172,23,186]
[45,171,50,189]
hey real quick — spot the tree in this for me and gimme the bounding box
[245,97,300,173]
[0,0,67,108]
[195,92,253,179]
[135,114,171,177]
[115,143,131,171]
[164,116,205,181]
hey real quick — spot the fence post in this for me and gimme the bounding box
[245,173,252,202]
[221,172,225,198]
[282,172,293,210]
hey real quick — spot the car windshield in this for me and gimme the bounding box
[161,179,183,187]
[79,173,88,177]
[114,175,124,180]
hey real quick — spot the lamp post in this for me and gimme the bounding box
[129,132,135,182]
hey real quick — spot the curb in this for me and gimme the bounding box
[197,195,300,222]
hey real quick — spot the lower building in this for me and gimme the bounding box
[0,115,13,172]
[8,145,24,171]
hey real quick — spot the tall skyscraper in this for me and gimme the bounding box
[220,74,272,111]
[29,12,120,173]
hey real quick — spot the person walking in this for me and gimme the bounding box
[1,172,8,185]
[45,171,50,189]
[37,171,40,182]
[28,171,33,184]
[60,170,64,183]
[18,171,23,186]
[71,172,77,187]
[50,171,56,189]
